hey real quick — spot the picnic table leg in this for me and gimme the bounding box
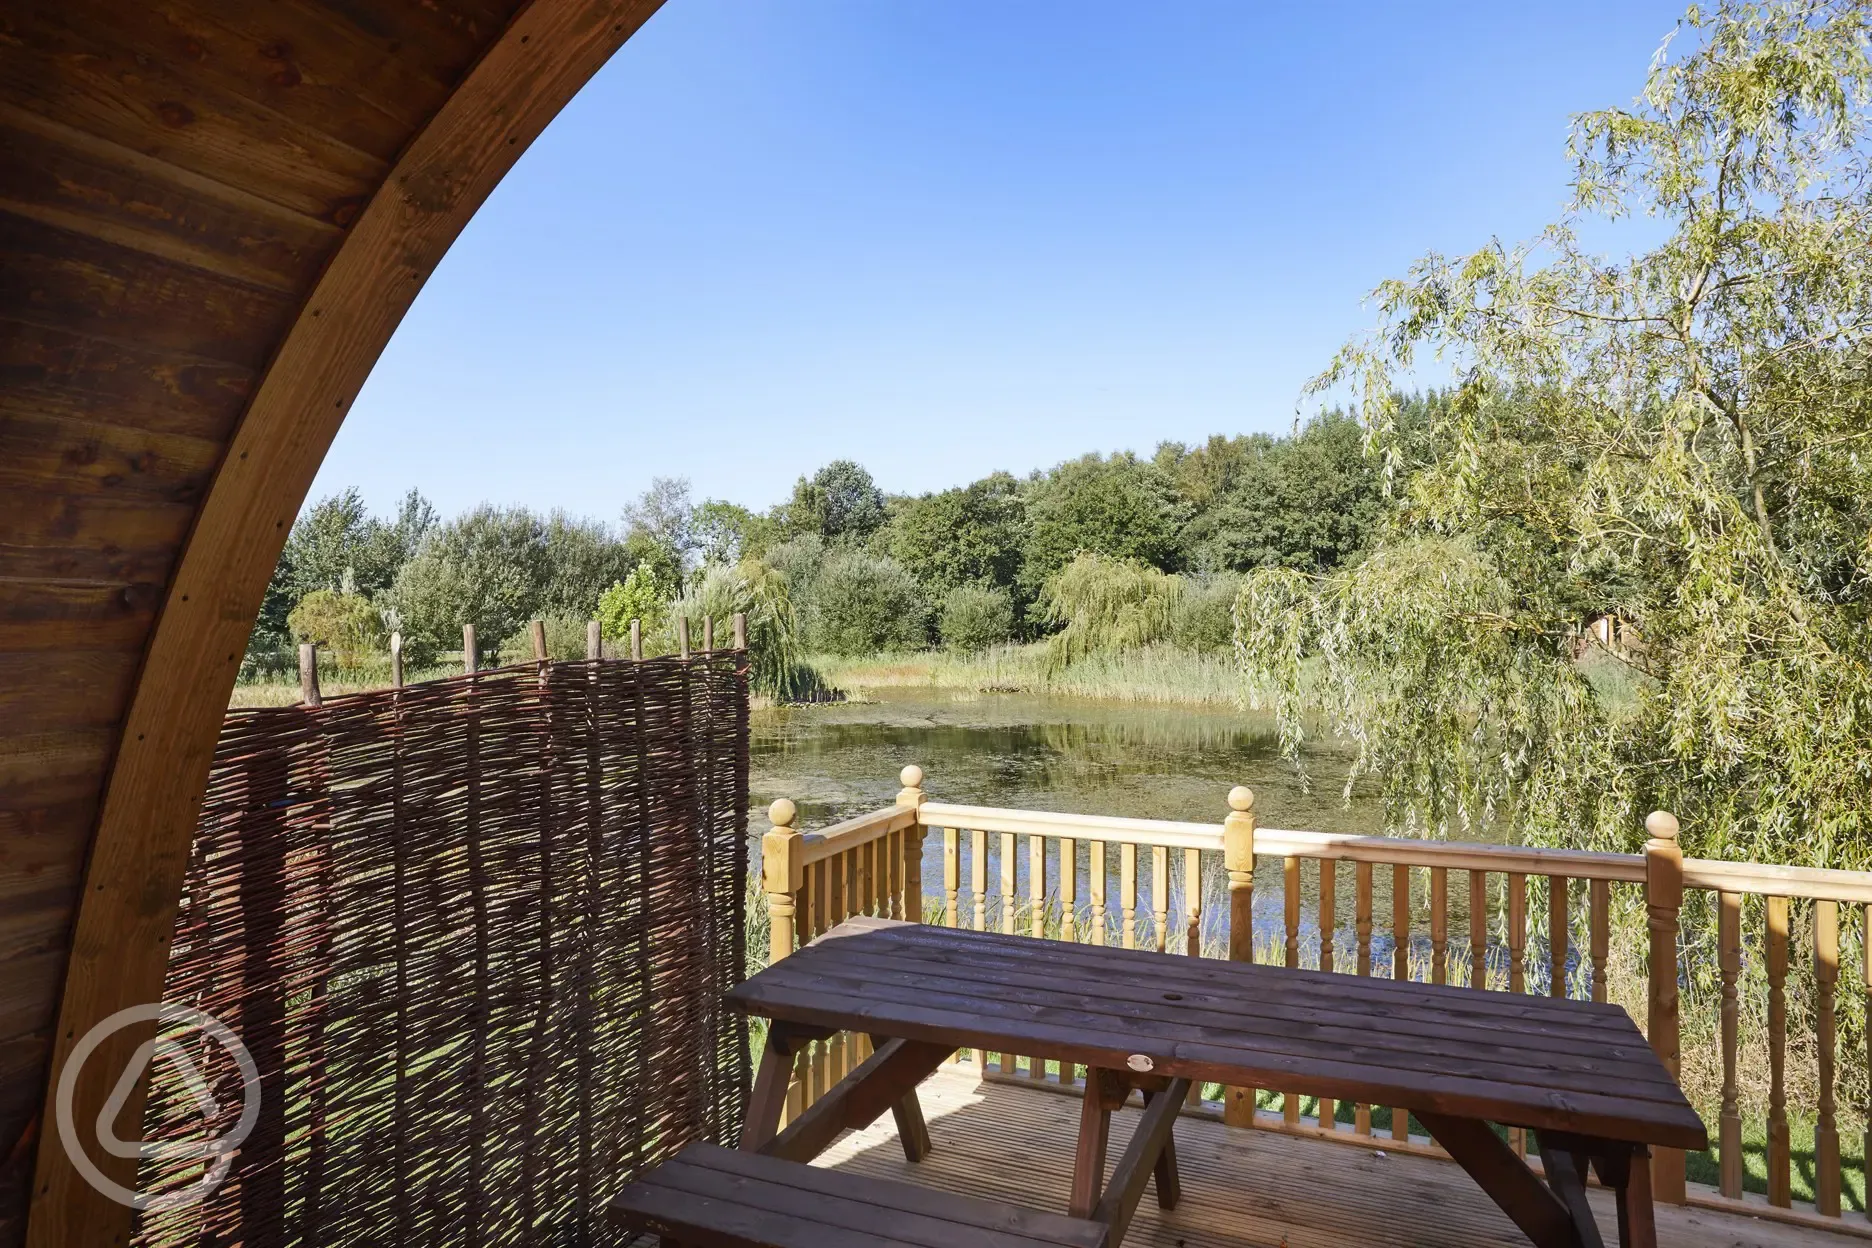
[740,1024,817,1151]
[1140,1087,1182,1210]
[1070,1070,1121,1218]
[873,1034,933,1162]
[1589,1144,1657,1248]
[1417,1111,1578,1248]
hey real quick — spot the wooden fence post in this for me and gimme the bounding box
[462,624,477,675]
[763,799,803,965]
[897,765,926,923]
[1644,809,1686,1203]
[678,616,690,659]
[586,620,601,662]
[1223,786,1256,1127]
[733,611,748,651]
[630,618,642,662]
[390,631,404,688]
[298,642,322,707]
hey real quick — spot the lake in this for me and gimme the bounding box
[748,689,1420,959]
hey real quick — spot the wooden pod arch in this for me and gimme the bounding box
[0,1,663,1242]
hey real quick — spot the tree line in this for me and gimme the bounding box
[250,408,1388,692]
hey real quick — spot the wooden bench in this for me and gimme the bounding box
[608,1142,1109,1248]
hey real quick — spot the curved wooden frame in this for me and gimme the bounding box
[26,2,664,1241]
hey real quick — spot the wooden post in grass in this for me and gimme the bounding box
[733,612,748,651]
[298,643,321,707]
[586,620,602,662]
[462,624,477,675]
[1644,810,1686,1203]
[1223,786,1256,1128]
[390,631,405,688]
[629,618,643,661]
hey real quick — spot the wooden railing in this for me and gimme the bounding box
[758,766,1872,1239]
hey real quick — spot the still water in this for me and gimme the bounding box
[746,689,1431,960]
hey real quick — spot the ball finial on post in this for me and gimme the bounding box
[900,764,924,791]
[762,797,803,964]
[1645,810,1679,844]
[1228,786,1255,814]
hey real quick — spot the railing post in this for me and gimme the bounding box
[1644,809,1686,1203]
[1223,785,1256,1128]
[763,799,803,965]
[896,765,926,924]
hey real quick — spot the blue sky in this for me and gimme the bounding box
[313,0,1688,522]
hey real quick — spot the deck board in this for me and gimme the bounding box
[813,1068,1850,1248]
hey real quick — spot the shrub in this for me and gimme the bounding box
[288,588,386,671]
[808,550,930,656]
[597,561,671,649]
[1170,573,1244,654]
[500,615,594,662]
[939,585,1015,653]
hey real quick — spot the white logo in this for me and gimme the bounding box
[56,1003,261,1212]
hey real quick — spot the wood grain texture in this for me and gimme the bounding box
[18,2,666,1244]
[825,1070,1835,1248]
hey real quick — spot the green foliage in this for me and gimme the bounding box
[251,488,434,663]
[539,511,635,619]
[778,460,888,542]
[806,549,931,655]
[1169,573,1244,654]
[694,499,768,563]
[1244,0,1872,865]
[1041,553,1180,673]
[622,476,698,572]
[500,615,593,662]
[597,561,672,646]
[386,505,550,662]
[1024,453,1187,583]
[939,585,1016,653]
[288,588,387,671]
[1182,414,1385,572]
[671,559,819,698]
[888,475,1028,602]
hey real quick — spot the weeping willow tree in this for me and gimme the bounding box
[1239,0,1872,866]
[671,559,820,700]
[1042,553,1181,675]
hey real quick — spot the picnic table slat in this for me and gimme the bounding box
[726,919,1708,1151]
[796,935,1681,1085]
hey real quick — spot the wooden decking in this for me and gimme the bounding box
[815,1068,1853,1248]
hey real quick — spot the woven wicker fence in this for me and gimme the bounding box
[131,651,751,1247]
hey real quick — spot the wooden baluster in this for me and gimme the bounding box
[1506,871,1526,1156]
[1817,899,1841,1217]
[1590,878,1610,1004]
[856,839,872,920]
[943,829,960,928]
[1284,857,1302,969]
[833,849,852,1076]
[1645,811,1687,1203]
[1121,843,1139,951]
[1430,867,1448,986]
[1392,863,1411,1142]
[1184,846,1203,1105]
[1000,832,1017,1075]
[1061,838,1078,945]
[1223,787,1256,1129]
[1183,848,1201,958]
[1767,893,1790,1207]
[1317,858,1337,1135]
[1031,834,1047,941]
[1284,854,1303,1128]
[972,828,989,1070]
[1091,841,1108,947]
[1031,834,1048,1083]
[1152,845,1171,954]
[1718,890,1742,1199]
[1355,860,1373,1137]
[882,829,898,920]
[810,860,830,1101]
[1469,870,1489,991]
[1548,875,1569,998]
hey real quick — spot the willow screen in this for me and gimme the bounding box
[131,653,750,1247]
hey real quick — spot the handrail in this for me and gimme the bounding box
[918,800,1872,901]
[800,805,917,865]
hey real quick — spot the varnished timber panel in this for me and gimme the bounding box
[0,0,668,1243]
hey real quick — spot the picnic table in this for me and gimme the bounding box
[725,916,1707,1248]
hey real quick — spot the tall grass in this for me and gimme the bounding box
[810,642,1255,706]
